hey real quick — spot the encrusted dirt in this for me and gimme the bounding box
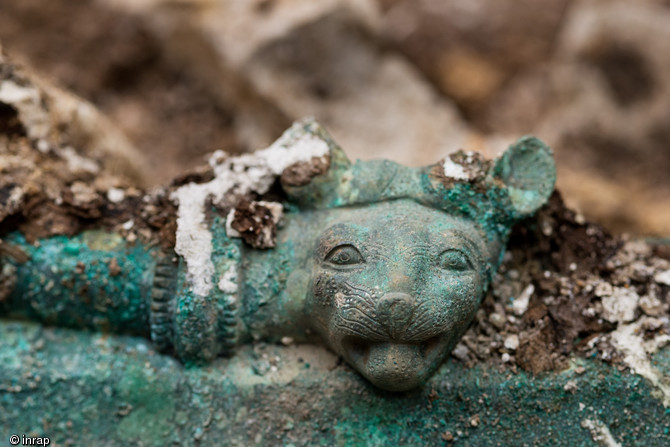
[0,52,178,249]
[228,199,279,249]
[280,155,331,187]
[456,193,670,374]
[0,0,241,185]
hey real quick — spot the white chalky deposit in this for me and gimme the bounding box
[610,317,670,407]
[442,151,480,181]
[580,417,621,447]
[218,264,238,295]
[60,147,101,175]
[512,284,534,316]
[107,188,125,203]
[601,287,639,323]
[225,209,241,238]
[504,334,519,351]
[0,80,50,140]
[172,120,330,297]
[442,157,469,180]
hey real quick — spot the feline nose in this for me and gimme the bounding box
[377,293,415,340]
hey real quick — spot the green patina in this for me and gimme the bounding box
[1,121,558,392]
[3,120,670,444]
[5,231,157,335]
[1,321,668,445]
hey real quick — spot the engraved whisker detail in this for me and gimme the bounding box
[332,281,388,339]
[340,282,378,308]
[406,326,443,343]
[406,307,433,333]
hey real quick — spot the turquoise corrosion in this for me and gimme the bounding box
[1,120,556,392]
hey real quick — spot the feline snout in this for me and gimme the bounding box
[376,293,415,340]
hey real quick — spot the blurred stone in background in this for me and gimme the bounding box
[481,0,670,236]
[378,0,572,120]
[1,0,669,235]
[0,0,240,182]
[108,0,475,166]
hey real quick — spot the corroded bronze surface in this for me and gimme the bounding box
[306,201,489,391]
[2,120,556,391]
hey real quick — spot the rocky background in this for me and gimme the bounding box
[1,0,669,236]
[2,2,670,444]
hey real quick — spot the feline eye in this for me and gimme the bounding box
[325,244,364,266]
[438,249,472,271]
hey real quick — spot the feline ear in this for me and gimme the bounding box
[280,130,352,207]
[491,136,556,218]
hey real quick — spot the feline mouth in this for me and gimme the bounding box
[342,335,442,365]
[340,334,446,391]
